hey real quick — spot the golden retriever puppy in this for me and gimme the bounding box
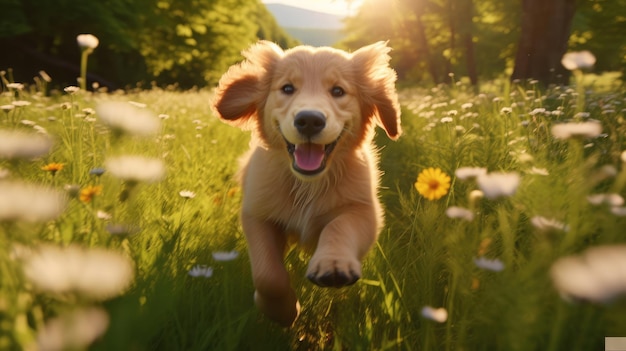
[212,41,401,326]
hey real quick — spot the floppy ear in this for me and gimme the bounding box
[212,41,283,129]
[352,42,402,140]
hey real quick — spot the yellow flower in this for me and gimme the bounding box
[41,163,64,176]
[80,185,103,203]
[415,167,451,201]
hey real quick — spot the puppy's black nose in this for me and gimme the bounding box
[294,110,326,137]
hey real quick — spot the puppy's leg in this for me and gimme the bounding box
[306,205,379,288]
[242,213,300,327]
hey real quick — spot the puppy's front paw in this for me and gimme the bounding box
[306,255,361,288]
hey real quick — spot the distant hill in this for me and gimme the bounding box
[264,3,346,46]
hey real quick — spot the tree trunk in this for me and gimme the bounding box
[510,0,576,85]
[460,0,478,86]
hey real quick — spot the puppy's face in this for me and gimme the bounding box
[264,49,361,177]
[213,42,401,179]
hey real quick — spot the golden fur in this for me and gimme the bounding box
[212,41,401,326]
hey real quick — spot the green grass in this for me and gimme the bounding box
[0,76,625,350]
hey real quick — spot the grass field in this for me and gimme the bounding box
[0,74,625,350]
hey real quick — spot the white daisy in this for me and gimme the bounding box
[551,245,626,302]
[76,34,99,50]
[188,265,214,278]
[179,190,196,199]
[587,193,624,207]
[96,101,161,136]
[530,216,569,232]
[476,172,520,199]
[561,51,596,71]
[421,306,448,323]
[0,181,66,222]
[455,167,487,181]
[445,206,474,221]
[212,250,240,262]
[64,86,80,94]
[105,155,165,183]
[37,307,109,351]
[21,244,134,300]
[0,129,53,159]
[551,121,603,140]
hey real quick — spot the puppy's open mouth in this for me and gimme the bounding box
[286,140,338,176]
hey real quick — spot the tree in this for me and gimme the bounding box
[0,0,296,89]
[510,0,576,85]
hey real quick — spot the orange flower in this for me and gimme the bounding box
[42,163,64,176]
[80,185,102,203]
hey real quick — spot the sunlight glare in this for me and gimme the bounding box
[262,0,363,16]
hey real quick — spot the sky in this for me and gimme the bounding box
[261,0,363,16]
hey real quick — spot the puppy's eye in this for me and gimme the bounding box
[281,84,295,95]
[330,86,345,97]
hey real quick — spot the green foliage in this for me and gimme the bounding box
[0,75,625,350]
[342,0,626,84]
[0,0,295,88]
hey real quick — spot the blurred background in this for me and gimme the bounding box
[0,0,624,90]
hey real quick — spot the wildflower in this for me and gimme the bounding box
[36,307,109,351]
[500,107,512,114]
[550,245,626,302]
[80,185,102,203]
[610,207,626,216]
[476,172,520,199]
[415,168,451,201]
[188,265,214,278]
[474,257,505,272]
[179,190,196,199]
[76,34,99,51]
[527,167,549,176]
[105,155,165,183]
[620,150,626,163]
[7,82,24,90]
[89,167,106,176]
[1,104,15,112]
[587,193,624,207]
[551,121,602,140]
[21,244,134,299]
[461,103,473,110]
[212,250,239,262]
[531,216,569,232]
[64,86,80,94]
[12,100,31,107]
[440,116,454,123]
[158,114,170,120]
[0,181,66,222]
[96,210,111,220]
[42,162,64,176]
[96,101,161,136]
[561,51,596,71]
[445,206,474,221]
[455,167,487,181]
[0,130,53,159]
[421,306,448,323]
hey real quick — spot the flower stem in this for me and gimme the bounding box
[80,50,89,90]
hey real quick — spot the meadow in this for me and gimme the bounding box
[0,71,625,351]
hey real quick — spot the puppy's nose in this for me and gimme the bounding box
[294,110,326,137]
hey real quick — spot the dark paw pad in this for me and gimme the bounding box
[307,270,359,288]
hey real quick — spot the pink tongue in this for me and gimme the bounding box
[294,143,325,171]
